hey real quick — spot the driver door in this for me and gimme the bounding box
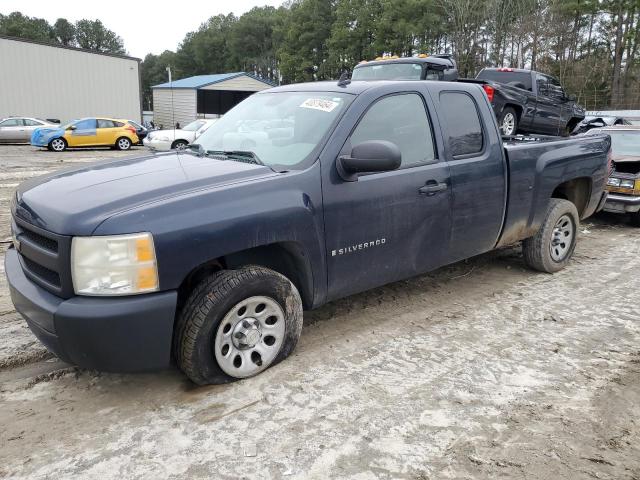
[322,91,452,301]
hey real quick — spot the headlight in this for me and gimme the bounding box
[608,177,621,187]
[71,233,159,296]
[620,179,635,189]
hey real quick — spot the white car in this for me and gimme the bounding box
[143,119,217,151]
[0,117,59,143]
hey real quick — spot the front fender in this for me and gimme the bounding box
[93,162,327,306]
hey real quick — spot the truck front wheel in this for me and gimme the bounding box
[174,266,303,385]
[522,198,579,273]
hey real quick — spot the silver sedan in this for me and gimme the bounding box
[0,117,59,143]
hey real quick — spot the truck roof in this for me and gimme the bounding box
[265,79,480,96]
[354,56,455,69]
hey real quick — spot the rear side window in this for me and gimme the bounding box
[114,121,125,127]
[350,93,436,168]
[97,119,116,128]
[440,92,484,157]
[476,70,532,91]
[23,119,43,126]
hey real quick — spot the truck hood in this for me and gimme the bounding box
[14,151,277,235]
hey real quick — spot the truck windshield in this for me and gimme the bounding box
[194,91,353,170]
[476,70,533,91]
[352,63,422,81]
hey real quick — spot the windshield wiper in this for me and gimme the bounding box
[205,150,265,166]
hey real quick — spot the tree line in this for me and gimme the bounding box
[0,12,126,54]
[2,2,639,111]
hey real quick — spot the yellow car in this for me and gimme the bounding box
[31,117,139,151]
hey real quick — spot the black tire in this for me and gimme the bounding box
[523,198,579,273]
[498,106,518,136]
[116,137,132,150]
[174,266,304,385]
[171,140,188,150]
[48,137,67,152]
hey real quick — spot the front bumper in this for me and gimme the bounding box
[5,248,177,372]
[603,193,640,214]
[143,137,172,151]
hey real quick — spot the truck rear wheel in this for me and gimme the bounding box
[498,107,518,136]
[522,198,579,273]
[174,266,303,385]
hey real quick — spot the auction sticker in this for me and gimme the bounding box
[300,98,339,112]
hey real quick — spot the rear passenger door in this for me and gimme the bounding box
[97,119,119,145]
[433,88,507,263]
[323,89,452,300]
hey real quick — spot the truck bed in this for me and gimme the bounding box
[497,134,610,246]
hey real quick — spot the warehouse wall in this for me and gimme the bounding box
[0,37,141,123]
[152,89,196,129]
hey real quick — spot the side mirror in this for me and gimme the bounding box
[337,140,401,181]
[67,125,77,131]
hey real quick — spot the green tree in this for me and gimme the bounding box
[227,6,281,81]
[0,12,54,42]
[276,0,335,82]
[75,19,126,54]
[53,18,76,46]
[141,50,180,109]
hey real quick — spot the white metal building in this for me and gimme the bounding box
[0,36,142,123]
[152,73,275,129]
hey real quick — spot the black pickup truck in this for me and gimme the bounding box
[471,68,585,136]
[6,79,609,384]
[352,58,585,137]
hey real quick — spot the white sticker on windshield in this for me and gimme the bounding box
[300,98,339,113]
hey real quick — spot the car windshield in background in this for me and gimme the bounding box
[352,63,422,81]
[604,131,640,156]
[476,70,533,91]
[194,92,353,170]
[183,120,206,131]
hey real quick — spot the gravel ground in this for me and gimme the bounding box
[0,144,639,480]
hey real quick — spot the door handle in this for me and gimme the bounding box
[419,181,448,196]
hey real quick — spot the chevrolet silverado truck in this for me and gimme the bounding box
[6,80,610,385]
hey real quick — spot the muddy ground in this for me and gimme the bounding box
[0,144,639,480]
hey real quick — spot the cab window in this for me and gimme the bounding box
[97,119,116,128]
[350,93,436,168]
[440,92,484,157]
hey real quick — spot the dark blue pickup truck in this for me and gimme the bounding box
[6,80,610,384]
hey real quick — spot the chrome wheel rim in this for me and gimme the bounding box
[51,139,64,151]
[501,113,516,135]
[118,138,130,149]
[175,142,187,150]
[214,296,285,378]
[550,214,574,262]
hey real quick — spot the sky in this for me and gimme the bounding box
[0,0,285,58]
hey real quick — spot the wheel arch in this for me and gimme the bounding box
[551,177,592,218]
[176,241,314,312]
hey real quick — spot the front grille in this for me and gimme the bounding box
[12,214,73,298]
[21,256,61,287]
[20,228,58,253]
